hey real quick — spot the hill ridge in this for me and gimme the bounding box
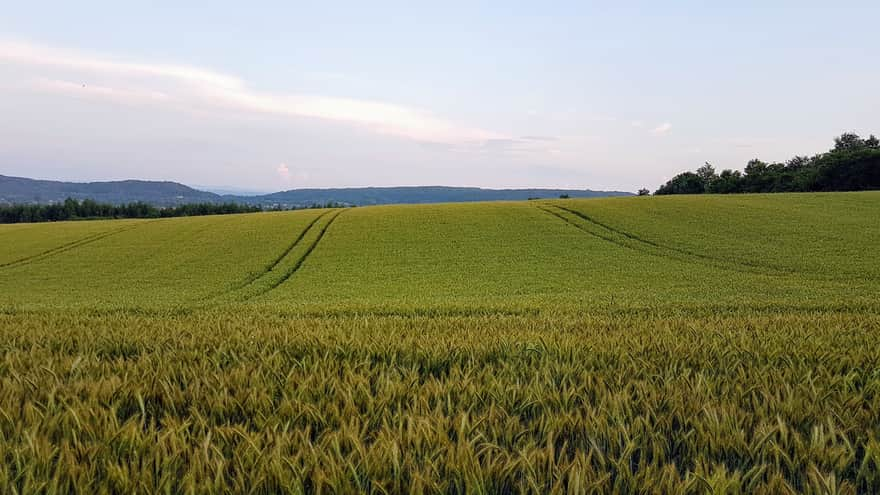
[0,174,633,207]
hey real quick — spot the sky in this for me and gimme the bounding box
[1,1,878,192]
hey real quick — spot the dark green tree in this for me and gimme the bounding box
[655,172,705,195]
[652,132,880,195]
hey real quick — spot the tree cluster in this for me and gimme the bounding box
[655,133,880,195]
[0,198,263,224]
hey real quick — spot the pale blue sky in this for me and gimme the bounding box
[1,1,877,191]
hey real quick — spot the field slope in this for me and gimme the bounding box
[0,192,878,493]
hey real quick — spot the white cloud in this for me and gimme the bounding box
[276,163,291,182]
[275,163,312,185]
[651,122,672,135]
[0,39,504,145]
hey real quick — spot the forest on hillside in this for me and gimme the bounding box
[0,198,262,224]
[0,198,355,224]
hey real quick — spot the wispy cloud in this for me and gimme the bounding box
[650,122,672,135]
[0,39,505,145]
[33,77,170,104]
[0,40,241,88]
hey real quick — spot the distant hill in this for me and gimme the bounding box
[0,174,632,207]
[0,175,220,206]
[233,186,632,208]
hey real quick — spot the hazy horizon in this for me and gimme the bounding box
[3,172,635,195]
[2,2,877,191]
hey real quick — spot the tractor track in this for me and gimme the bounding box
[553,205,794,274]
[196,209,345,306]
[221,210,333,295]
[538,204,793,277]
[0,221,155,270]
[248,208,345,299]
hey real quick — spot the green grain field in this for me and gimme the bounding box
[1,193,879,494]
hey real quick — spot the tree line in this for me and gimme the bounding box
[654,132,880,195]
[0,198,265,224]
